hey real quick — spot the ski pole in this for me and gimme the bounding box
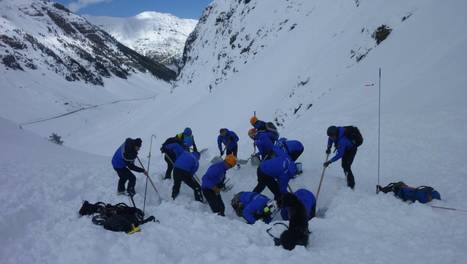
[430,205,467,213]
[143,134,156,214]
[137,157,161,198]
[315,153,330,205]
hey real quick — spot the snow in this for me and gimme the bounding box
[1,0,467,263]
[85,12,197,68]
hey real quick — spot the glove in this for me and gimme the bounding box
[325,148,331,154]
[220,150,224,156]
[323,161,331,167]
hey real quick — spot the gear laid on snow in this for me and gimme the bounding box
[377,182,441,204]
[79,201,156,234]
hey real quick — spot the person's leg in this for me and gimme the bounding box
[264,176,281,201]
[126,169,137,195]
[202,189,224,215]
[181,172,203,202]
[115,168,128,193]
[342,147,357,189]
[252,167,267,193]
[164,155,174,179]
[172,168,183,199]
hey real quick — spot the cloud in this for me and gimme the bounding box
[68,0,113,12]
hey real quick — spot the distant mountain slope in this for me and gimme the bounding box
[0,0,176,85]
[86,12,197,70]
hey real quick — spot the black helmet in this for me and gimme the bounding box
[231,192,244,217]
[327,126,338,137]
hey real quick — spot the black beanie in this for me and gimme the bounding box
[134,138,142,147]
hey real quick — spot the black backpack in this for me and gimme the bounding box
[79,201,155,233]
[344,126,363,147]
[265,122,279,141]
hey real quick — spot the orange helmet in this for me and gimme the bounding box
[248,128,257,139]
[250,116,258,125]
[224,154,237,167]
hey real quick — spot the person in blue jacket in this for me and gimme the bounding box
[324,126,362,189]
[176,127,198,152]
[252,146,297,201]
[276,138,304,161]
[201,154,237,216]
[280,189,316,221]
[111,138,148,196]
[164,143,203,202]
[248,128,274,161]
[250,116,279,142]
[231,192,276,224]
[217,128,239,157]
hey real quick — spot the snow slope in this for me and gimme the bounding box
[1,114,466,264]
[1,0,467,263]
[86,12,197,70]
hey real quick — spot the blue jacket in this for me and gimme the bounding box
[217,130,239,152]
[201,161,229,189]
[277,138,304,160]
[171,147,199,174]
[164,143,184,160]
[259,147,297,193]
[239,192,271,224]
[328,127,355,163]
[254,131,274,159]
[281,189,316,220]
[111,138,144,172]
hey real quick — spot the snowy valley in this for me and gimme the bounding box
[1,0,467,263]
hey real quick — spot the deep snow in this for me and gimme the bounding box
[1,0,467,263]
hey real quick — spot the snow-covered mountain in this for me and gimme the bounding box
[0,0,175,85]
[86,12,197,70]
[0,0,174,124]
[1,0,467,263]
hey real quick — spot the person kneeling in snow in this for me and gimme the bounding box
[280,189,316,221]
[231,192,276,224]
[277,192,311,250]
[163,143,203,202]
[111,138,148,196]
[201,154,237,216]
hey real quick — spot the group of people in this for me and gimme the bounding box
[110,116,362,250]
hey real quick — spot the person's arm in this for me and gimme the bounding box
[329,140,346,163]
[242,205,257,224]
[128,163,145,173]
[217,136,223,154]
[192,136,198,152]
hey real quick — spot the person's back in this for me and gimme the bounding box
[175,151,199,174]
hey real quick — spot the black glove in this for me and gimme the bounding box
[220,150,224,156]
[325,148,331,154]
[323,161,331,167]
